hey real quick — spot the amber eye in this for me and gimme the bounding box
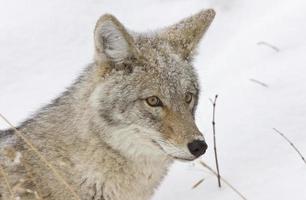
[185,92,193,103]
[146,96,163,107]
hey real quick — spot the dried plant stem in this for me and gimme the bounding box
[273,128,306,165]
[0,113,82,200]
[249,78,269,88]
[191,178,205,189]
[0,163,15,200]
[210,95,221,187]
[199,161,247,200]
[257,41,280,52]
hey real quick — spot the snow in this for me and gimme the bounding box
[1,0,306,199]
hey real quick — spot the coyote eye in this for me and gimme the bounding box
[185,92,193,104]
[146,96,163,107]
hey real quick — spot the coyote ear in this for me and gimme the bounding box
[94,14,138,64]
[160,9,215,61]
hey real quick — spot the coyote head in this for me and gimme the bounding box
[89,9,215,161]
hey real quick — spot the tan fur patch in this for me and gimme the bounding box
[3,147,17,162]
[160,108,187,145]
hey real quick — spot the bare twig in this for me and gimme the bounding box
[191,178,205,189]
[199,161,247,200]
[273,128,306,165]
[0,113,82,200]
[210,95,221,187]
[249,78,269,88]
[257,41,280,52]
[0,163,15,200]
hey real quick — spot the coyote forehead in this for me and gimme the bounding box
[135,35,200,100]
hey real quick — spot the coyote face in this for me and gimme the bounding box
[90,10,215,161]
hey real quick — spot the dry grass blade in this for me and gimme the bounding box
[0,113,82,200]
[0,163,15,200]
[257,41,280,52]
[199,161,248,200]
[249,78,269,88]
[191,178,205,189]
[273,128,306,165]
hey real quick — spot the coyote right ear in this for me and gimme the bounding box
[94,14,139,65]
[159,9,215,61]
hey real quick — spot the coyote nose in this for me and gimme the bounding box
[187,140,208,158]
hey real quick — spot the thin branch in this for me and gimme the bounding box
[199,161,248,200]
[0,113,82,200]
[210,95,221,187]
[273,128,306,165]
[257,41,280,52]
[191,178,205,189]
[249,78,269,88]
[0,163,15,200]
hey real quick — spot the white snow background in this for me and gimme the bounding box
[1,0,306,199]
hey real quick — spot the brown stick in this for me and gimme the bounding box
[199,161,248,200]
[210,95,221,187]
[0,113,82,200]
[273,128,306,165]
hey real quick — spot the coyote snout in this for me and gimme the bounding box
[158,109,207,160]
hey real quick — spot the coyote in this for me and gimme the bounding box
[0,9,215,200]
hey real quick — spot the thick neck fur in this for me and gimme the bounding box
[11,63,172,200]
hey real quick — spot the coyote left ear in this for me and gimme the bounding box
[94,14,139,65]
[160,9,216,61]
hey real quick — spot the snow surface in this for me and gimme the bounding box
[1,0,306,199]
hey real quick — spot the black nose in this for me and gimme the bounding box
[187,140,208,157]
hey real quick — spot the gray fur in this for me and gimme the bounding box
[0,9,215,200]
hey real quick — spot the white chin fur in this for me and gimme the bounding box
[103,125,167,159]
[153,139,195,161]
[103,124,196,161]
